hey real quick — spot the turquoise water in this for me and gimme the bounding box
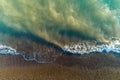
[0,0,120,45]
[0,0,120,62]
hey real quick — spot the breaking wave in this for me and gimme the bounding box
[0,0,120,46]
[0,38,120,63]
[0,0,120,63]
[63,38,120,55]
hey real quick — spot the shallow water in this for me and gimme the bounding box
[0,0,120,63]
[0,0,120,45]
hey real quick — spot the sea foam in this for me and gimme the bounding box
[0,44,47,63]
[62,39,120,55]
[0,45,19,55]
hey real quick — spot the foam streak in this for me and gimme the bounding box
[0,45,48,63]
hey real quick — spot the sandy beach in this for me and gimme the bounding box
[0,34,120,80]
[0,53,120,80]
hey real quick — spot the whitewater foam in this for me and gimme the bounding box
[0,45,19,55]
[0,39,120,63]
[62,39,120,55]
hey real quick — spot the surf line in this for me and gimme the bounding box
[0,45,48,63]
[62,39,120,55]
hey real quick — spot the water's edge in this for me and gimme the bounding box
[0,39,120,63]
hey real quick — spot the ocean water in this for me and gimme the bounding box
[0,0,120,62]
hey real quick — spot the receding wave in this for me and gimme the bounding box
[0,38,120,63]
[0,0,120,46]
[0,45,48,63]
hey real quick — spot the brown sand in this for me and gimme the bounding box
[0,54,120,80]
[1,64,120,80]
[0,33,120,80]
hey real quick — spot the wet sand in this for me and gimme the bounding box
[0,54,120,80]
[1,64,120,80]
[0,33,120,80]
